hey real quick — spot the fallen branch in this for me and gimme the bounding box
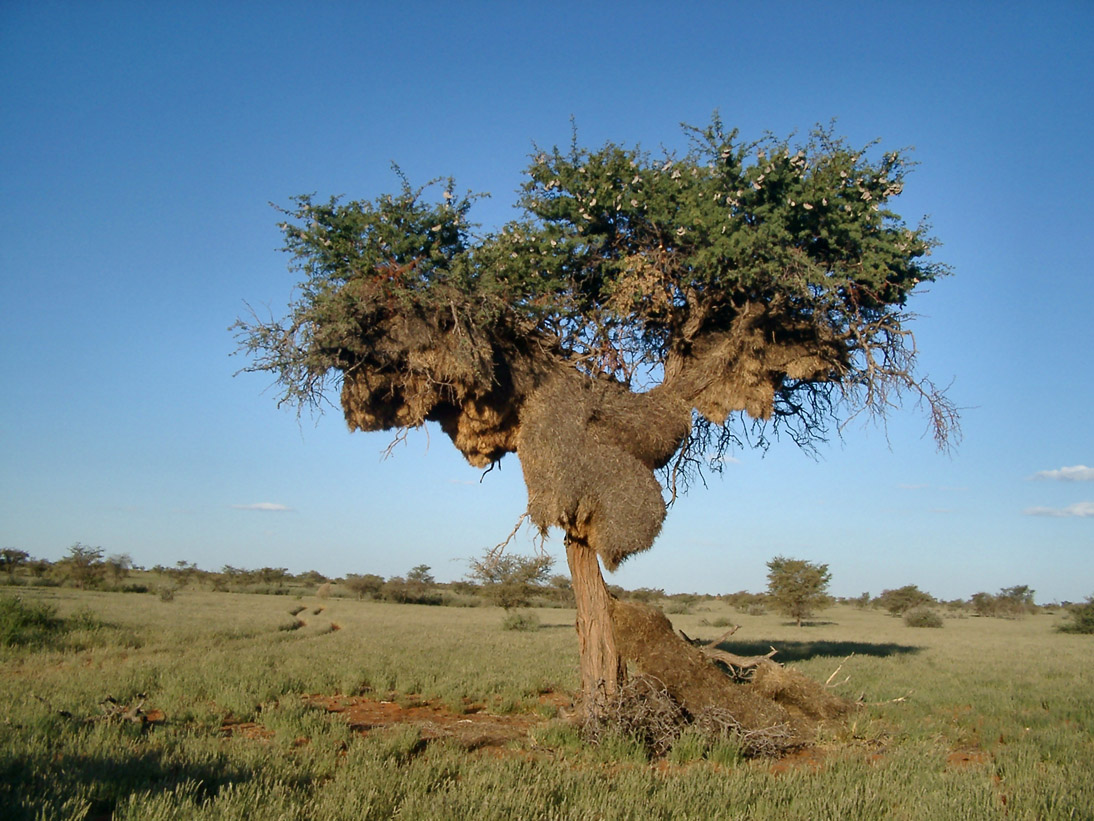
[825,652,855,688]
[678,627,777,674]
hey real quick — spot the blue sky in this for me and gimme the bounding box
[2,1,1091,602]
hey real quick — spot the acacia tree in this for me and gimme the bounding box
[765,557,832,627]
[235,118,956,736]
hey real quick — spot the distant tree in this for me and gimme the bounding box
[1059,596,1094,635]
[876,584,934,616]
[765,557,831,627]
[297,569,329,585]
[344,573,385,600]
[997,585,1036,617]
[0,548,29,579]
[380,576,410,603]
[63,543,105,589]
[256,567,289,587]
[468,551,554,611]
[851,592,872,609]
[406,564,435,586]
[105,553,133,583]
[972,586,1036,618]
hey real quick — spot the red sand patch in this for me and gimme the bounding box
[768,746,826,775]
[946,748,991,768]
[303,694,550,750]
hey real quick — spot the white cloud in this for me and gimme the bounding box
[232,502,293,512]
[711,455,741,464]
[1023,501,1094,518]
[1030,465,1094,482]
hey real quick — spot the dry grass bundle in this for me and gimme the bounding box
[750,662,850,721]
[610,601,797,731]
[674,301,846,424]
[583,674,800,758]
[517,373,690,570]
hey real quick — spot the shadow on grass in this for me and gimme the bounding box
[710,638,923,663]
[0,743,281,821]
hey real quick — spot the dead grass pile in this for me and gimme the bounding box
[750,661,851,721]
[669,301,845,423]
[604,600,850,755]
[517,373,690,570]
[582,674,798,759]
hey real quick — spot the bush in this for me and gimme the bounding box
[903,606,943,628]
[1059,598,1094,634]
[0,596,64,647]
[876,585,935,616]
[501,611,540,631]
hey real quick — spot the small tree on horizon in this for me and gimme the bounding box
[876,584,935,616]
[62,543,105,589]
[0,548,29,580]
[765,556,832,627]
[468,551,554,611]
[343,573,384,600]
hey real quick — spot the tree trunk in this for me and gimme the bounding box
[565,536,624,717]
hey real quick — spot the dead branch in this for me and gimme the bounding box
[488,512,530,559]
[825,652,855,688]
[704,646,779,670]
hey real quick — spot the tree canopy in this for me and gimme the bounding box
[765,556,832,627]
[236,117,956,480]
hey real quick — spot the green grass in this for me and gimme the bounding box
[2,590,1092,819]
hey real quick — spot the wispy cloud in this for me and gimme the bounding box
[1030,465,1094,482]
[898,483,930,490]
[232,502,293,512]
[1023,501,1094,518]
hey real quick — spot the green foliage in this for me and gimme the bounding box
[903,606,944,628]
[501,611,540,632]
[406,565,434,586]
[1059,597,1094,634]
[0,548,29,577]
[343,573,385,600]
[972,585,1037,618]
[235,117,955,457]
[723,590,768,614]
[875,584,935,616]
[0,595,63,647]
[765,556,831,626]
[61,542,105,589]
[467,551,554,610]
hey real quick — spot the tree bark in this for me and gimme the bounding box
[565,536,624,717]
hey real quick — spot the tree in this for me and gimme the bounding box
[1059,596,1094,635]
[63,543,105,589]
[468,551,554,610]
[877,584,935,616]
[0,548,29,579]
[406,564,435,586]
[235,118,956,735]
[105,553,133,583]
[765,557,832,627]
[343,573,384,600]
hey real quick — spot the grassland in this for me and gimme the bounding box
[2,588,1092,819]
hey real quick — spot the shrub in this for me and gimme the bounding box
[0,596,64,647]
[876,585,935,616]
[1059,597,1094,634]
[903,606,943,628]
[501,611,540,631]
